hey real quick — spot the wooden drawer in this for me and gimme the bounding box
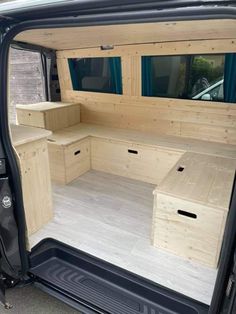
[91,138,182,184]
[16,102,80,131]
[48,138,90,184]
[152,193,227,268]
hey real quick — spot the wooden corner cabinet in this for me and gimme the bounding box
[11,124,53,236]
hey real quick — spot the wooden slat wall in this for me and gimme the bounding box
[57,39,236,145]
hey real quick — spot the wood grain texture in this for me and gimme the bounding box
[47,123,236,159]
[10,124,52,146]
[29,170,217,305]
[15,138,53,236]
[152,152,236,267]
[57,39,236,59]
[91,137,182,184]
[57,37,236,145]
[48,137,90,184]
[16,102,81,131]
[15,20,236,50]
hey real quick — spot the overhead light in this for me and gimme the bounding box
[100,45,114,50]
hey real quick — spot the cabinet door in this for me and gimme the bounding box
[16,139,53,235]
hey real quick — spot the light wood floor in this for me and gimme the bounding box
[30,170,217,305]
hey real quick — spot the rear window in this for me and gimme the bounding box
[68,57,122,95]
[142,54,227,102]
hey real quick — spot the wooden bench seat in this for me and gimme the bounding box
[46,123,236,185]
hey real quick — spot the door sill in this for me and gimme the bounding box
[28,238,209,314]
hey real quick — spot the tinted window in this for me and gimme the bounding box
[142,54,225,102]
[68,57,122,94]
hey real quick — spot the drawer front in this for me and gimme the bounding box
[91,138,182,184]
[152,193,227,267]
[64,139,90,183]
[17,109,45,128]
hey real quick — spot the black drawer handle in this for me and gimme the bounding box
[177,210,197,219]
[177,166,185,172]
[128,149,138,155]
[74,150,81,156]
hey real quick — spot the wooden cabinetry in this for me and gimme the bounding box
[152,152,236,268]
[11,125,53,236]
[48,138,90,184]
[91,138,182,184]
[16,102,80,131]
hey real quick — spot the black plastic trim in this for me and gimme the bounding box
[209,174,236,314]
[0,1,235,310]
[1,1,236,22]
[29,238,209,314]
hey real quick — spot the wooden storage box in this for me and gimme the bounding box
[16,101,80,131]
[48,138,90,184]
[91,137,182,184]
[152,152,236,268]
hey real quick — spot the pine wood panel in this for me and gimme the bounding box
[61,90,236,145]
[152,152,236,268]
[57,39,236,59]
[57,38,236,145]
[152,193,227,268]
[15,139,53,235]
[15,19,236,50]
[16,102,80,131]
[91,138,182,184]
[48,138,90,184]
[46,123,236,159]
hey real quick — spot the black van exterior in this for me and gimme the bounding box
[0,1,236,313]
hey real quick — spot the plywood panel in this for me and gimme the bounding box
[15,19,236,50]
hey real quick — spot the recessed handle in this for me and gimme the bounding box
[74,150,81,156]
[177,166,185,172]
[177,210,197,219]
[128,149,138,155]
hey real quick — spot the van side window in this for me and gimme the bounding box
[141,53,234,103]
[9,48,46,123]
[68,57,122,95]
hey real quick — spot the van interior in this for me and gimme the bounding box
[8,18,236,311]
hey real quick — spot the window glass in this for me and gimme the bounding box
[142,54,226,102]
[68,57,122,94]
[9,48,46,123]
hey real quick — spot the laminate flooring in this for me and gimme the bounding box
[30,170,217,305]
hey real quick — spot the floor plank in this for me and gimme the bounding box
[30,170,217,305]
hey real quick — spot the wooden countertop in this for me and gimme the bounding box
[16,101,79,112]
[155,152,236,211]
[48,123,236,159]
[11,124,52,147]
